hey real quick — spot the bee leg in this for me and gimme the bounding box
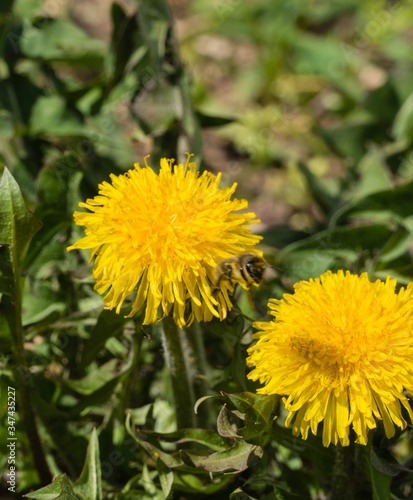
[213,263,234,295]
[212,275,224,295]
[247,290,266,318]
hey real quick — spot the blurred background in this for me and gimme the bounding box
[3,0,413,281]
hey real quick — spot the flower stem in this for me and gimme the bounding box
[184,322,213,428]
[4,285,52,485]
[331,443,355,500]
[161,317,196,428]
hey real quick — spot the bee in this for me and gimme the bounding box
[213,253,267,293]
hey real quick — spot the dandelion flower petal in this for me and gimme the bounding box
[68,155,262,327]
[247,270,413,446]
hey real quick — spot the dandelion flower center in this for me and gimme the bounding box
[67,156,262,327]
[247,270,413,446]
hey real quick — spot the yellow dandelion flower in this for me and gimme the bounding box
[67,155,262,327]
[247,270,413,447]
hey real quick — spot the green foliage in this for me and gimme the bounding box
[2,0,413,498]
[24,429,102,499]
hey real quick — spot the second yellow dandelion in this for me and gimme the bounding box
[247,270,413,447]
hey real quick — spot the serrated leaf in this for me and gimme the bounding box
[23,473,78,499]
[227,393,278,426]
[181,441,263,474]
[140,428,227,451]
[73,428,102,500]
[219,393,279,446]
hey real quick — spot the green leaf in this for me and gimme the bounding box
[227,392,278,427]
[217,405,239,439]
[303,225,396,252]
[229,489,259,500]
[30,95,85,137]
[80,309,128,368]
[0,110,15,139]
[0,166,40,330]
[315,119,371,164]
[172,473,235,495]
[135,0,170,72]
[181,441,263,474]
[20,18,104,63]
[332,179,413,225]
[68,340,136,414]
[194,395,218,416]
[370,442,406,477]
[293,33,363,98]
[368,459,392,500]
[85,110,136,166]
[0,246,14,296]
[107,3,140,85]
[73,428,102,500]
[65,359,119,395]
[377,226,412,263]
[36,163,79,216]
[23,473,78,499]
[13,0,43,19]
[353,147,392,197]
[278,224,396,281]
[125,414,183,469]
[26,167,82,270]
[178,70,202,160]
[363,79,399,125]
[393,89,413,143]
[196,110,234,128]
[156,460,174,500]
[226,393,279,445]
[139,428,228,451]
[0,166,41,264]
[297,161,336,214]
